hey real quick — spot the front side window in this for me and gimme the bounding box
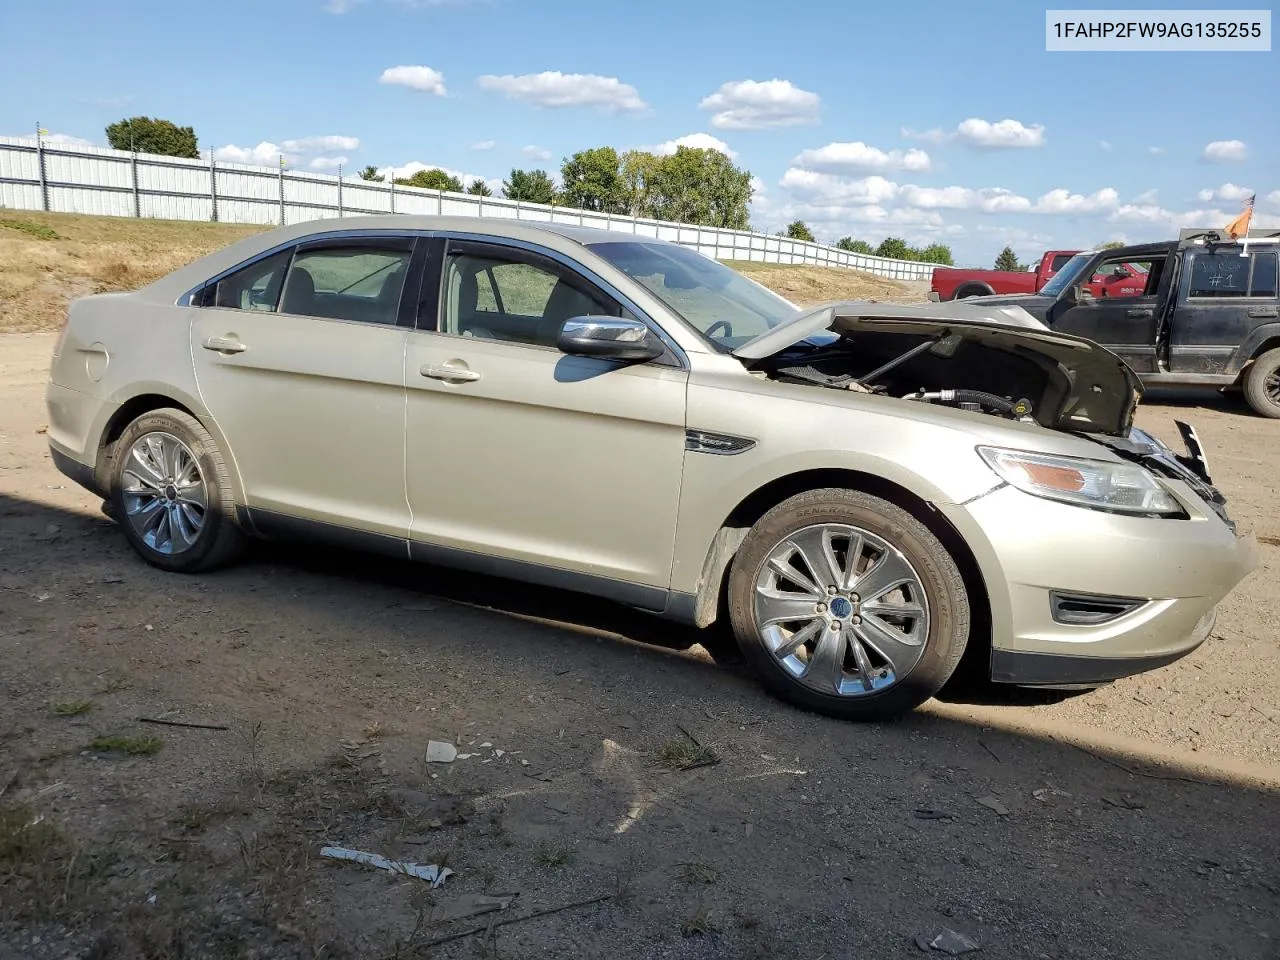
[211,248,293,312]
[279,244,412,324]
[1039,253,1091,298]
[586,240,797,351]
[441,246,617,347]
[1189,251,1278,299]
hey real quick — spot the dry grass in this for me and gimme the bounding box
[0,211,265,332]
[0,210,915,334]
[725,259,916,306]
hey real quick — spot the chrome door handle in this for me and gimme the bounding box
[202,335,247,354]
[1124,308,1153,318]
[420,362,480,382]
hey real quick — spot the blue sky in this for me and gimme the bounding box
[1,0,1276,265]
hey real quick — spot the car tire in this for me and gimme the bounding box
[727,488,970,721]
[1242,348,1280,419]
[108,408,246,572]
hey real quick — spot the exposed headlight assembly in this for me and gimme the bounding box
[977,446,1184,517]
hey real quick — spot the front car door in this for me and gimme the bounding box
[189,233,422,541]
[1170,248,1280,374]
[403,235,689,605]
[1046,252,1169,373]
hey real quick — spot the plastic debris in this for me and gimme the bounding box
[976,795,1010,816]
[319,846,453,886]
[1033,787,1070,803]
[929,928,981,955]
[426,740,458,763]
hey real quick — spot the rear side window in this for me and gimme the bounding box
[210,249,293,312]
[1050,254,1074,272]
[279,245,412,325]
[1188,251,1277,298]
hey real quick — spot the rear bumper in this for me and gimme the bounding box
[927,291,941,301]
[49,445,105,498]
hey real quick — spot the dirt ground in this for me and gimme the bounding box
[2,329,1278,959]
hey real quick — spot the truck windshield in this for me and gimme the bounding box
[1039,253,1092,298]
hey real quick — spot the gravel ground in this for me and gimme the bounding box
[2,332,1277,959]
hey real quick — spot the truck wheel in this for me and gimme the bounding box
[954,285,990,300]
[108,408,247,572]
[1242,348,1280,419]
[726,489,970,721]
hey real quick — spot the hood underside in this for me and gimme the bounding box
[733,300,1143,436]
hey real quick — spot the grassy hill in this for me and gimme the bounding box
[0,211,917,333]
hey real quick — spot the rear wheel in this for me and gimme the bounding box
[1242,348,1280,418]
[108,408,246,572]
[727,489,970,721]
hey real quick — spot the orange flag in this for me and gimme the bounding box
[1224,194,1255,238]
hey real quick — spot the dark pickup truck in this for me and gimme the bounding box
[962,229,1280,417]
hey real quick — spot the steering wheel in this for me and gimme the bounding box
[705,319,734,340]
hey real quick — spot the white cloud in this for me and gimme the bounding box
[281,135,360,152]
[309,156,349,170]
[471,140,496,151]
[1268,190,1280,207]
[903,117,1046,149]
[1202,139,1248,163]
[214,141,289,166]
[38,132,95,147]
[1148,146,1165,156]
[1099,140,1112,151]
[379,65,447,96]
[780,169,900,206]
[1197,183,1253,203]
[324,0,365,10]
[1109,203,1172,224]
[478,71,647,114]
[698,79,820,129]
[1134,188,1159,204]
[792,141,931,173]
[520,144,552,161]
[1034,187,1120,214]
[647,132,737,159]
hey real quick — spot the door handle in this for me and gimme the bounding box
[202,335,247,354]
[1124,308,1153,318]
[1247,307,1279,318]
[420,362,480,383]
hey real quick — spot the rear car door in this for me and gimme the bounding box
[189,234,422,539]
[1170,249,1279,374]
[1047,253,1167,373]
[402,235,689,598]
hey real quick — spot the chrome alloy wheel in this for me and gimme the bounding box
[120,432,208,555]
[753,523,930,696]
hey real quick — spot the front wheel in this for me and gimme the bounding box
[1242,348,1280,418]
[108,408,246,572]
[727,489,970,721]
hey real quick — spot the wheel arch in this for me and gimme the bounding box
[679,467,992,673]
[953,283,994,299]
[93,389,244,503]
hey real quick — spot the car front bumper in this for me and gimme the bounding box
[939,481,1260,687]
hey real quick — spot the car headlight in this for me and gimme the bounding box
[977,446,1183,516]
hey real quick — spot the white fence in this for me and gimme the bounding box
[0,136,939,281]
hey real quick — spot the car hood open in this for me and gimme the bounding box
[731,300,1144,436]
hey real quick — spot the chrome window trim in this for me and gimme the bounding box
[431,230,691,371]
[176,228,433,306]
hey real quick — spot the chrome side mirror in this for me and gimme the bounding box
[556,316,664,362]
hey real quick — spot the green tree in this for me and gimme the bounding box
[502,168,557,204]
[784,220,816,242]
[836,237,874,254]
[105,116,198,158]
[875,237,912,260]
[914,243,955,266]
[466,178,493,197]
[620,150,660,217]
[993,246,1023,271]
[357,166,384,182]
[1097,240,1125,250]
[640,146,752,229]
[558,146,626,213]
[395,168,464,192]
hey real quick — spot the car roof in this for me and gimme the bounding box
[134,215,675,303]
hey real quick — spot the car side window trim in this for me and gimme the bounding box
[417,231,689,370]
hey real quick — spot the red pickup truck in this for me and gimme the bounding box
[930,249,1152,302]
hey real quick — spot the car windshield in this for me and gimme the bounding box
[585,240,798,350]
[1039,252,1093,298]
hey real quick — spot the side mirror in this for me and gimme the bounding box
[557,316,664,362]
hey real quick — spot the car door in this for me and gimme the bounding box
[1047,253,1167,373]
[189,234,422,540]
[403,236,689,601]
[1170,249,1279,374]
